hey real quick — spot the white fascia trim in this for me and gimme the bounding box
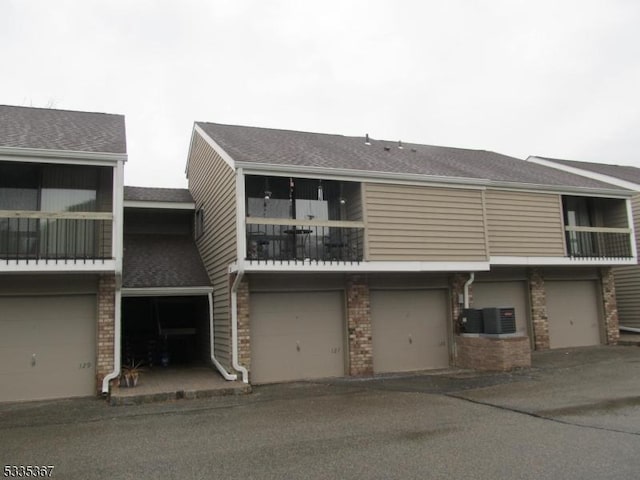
[236,168,247,261]
[0,146,127,166]
[193,124,236,169]
[113,160,124,274]
[238,162,488,189]
[121,286,213,297]
[527,156,640,192]
[490,256,638,266]
[627,198,638,259]
[236,162,631,197]
[230,260,490,273]
[124,200,196,210]
[0,260,116,273]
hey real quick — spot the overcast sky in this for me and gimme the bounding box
[2,1,639,188]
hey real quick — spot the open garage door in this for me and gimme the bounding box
[0,295,96,402]
[546,280,602,348]
[370,289,449,373]
[250,291,345,384]
[473,281,530,336]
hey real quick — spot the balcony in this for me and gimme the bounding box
[246,219,364,264]
[565,226,633,259]
[1,211,113,264]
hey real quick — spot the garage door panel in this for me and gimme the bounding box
[0,295,96,402]
[473,281,529,335]
[371,289,449,373]
[250,291,345,384]
[547,281,601,349]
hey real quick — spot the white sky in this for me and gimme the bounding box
[2,0,639,188]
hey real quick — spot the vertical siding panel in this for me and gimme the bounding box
[614,194,640,328]
[187,133,237,369]
[364,183,487,261]
[485,189,566,256]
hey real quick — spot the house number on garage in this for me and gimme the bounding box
[330,347,341,354]
[79,362,92,369]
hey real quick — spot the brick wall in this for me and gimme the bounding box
[346,275,373,376]
[96,273,116,393]
[529,268,550,350]
[236,276,251,371]
[455,335,531,371]
[600,267,620,345]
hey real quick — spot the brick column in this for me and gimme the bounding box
[346,275,373,376]
[236,276,251,371]
[528,268,550,350]
[600,267,620,345]
[96,273,116,393]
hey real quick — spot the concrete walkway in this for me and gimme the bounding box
[109,366,251,406]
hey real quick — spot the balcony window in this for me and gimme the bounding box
[562,196,632,259]
[0,162,113,260]
[244,175,364,262]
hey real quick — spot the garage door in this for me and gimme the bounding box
[370,289,449,373]
[546,281,601,348]
[250,291,345,384]
[0,295,96,402]
[473,281,529,335]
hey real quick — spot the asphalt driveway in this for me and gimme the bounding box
[1,345,640,479]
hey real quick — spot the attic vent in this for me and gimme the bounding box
[398,140,403,149]
[411,148,417,153]
[384,146,390,152]
[365,134,371,146]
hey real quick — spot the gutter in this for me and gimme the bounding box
[230,266,249,383]
[209,292,237,380]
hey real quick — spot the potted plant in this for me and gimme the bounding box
[120,360,144,387]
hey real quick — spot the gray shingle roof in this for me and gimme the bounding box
[0,105,126,154]
[124,186,193,203]
[123,234,210,288]
[197,122,622,190]
[537,157,640,187]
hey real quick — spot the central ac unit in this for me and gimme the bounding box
[482,307,516,334]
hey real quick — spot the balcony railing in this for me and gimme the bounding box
[246,219,364,263]
[565,226,633,259]
[1,211,113,263]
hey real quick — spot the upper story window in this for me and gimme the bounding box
[244,175,362,222]
[0,162,112,212]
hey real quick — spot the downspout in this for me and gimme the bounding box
[102,159,125,395]
[231,267,249,383]
[463,272,475,309]
[620,326,640,333]
[231,166,249,383]
[209,292,237,380]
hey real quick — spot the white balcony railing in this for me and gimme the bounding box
[565,226,633,259]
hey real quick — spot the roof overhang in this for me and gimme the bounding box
[237,162,634,198]
[121,286,213,297]
[0,146,127,166]
[526,156,640,192]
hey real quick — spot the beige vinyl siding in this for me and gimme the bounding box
[187,133,237,370]
[364,183,487,261]
[614,194,640,328]
[486,189,565,257]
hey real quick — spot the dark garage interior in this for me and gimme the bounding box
[122,296,211,369]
